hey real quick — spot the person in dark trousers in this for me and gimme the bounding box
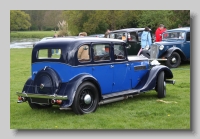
[48,33,58,58]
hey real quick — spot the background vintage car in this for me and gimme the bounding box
[107,28,154,55]
[16,37,175,115]
[141,27,190,68]
[89,34,105,38]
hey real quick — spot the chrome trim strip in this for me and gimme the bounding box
[16,91,68,100]
[149,59,167,61]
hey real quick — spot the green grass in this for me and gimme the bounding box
[10,31,56,39]
[10,48,190,129]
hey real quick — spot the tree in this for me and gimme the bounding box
[137,10,174,32]
[10,10,31,31]
[57,20,69,36]
[63,10,141,35]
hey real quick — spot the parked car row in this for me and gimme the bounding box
[107,27,190,68]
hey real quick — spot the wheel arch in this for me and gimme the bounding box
[22,77,34,93]
[163,47,187,61]
[138,65,173,92]
[60,73,102,108]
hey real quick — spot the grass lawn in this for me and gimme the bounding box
[10,31,56,39]
[10,48,190,129]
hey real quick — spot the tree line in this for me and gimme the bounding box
[10,10,190,35]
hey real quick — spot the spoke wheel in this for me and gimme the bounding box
[72,82,99,115]
[166,52,181,68]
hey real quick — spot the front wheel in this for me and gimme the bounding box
[156,71,166,98]
[72,82,99,115]
[166,52,181,68]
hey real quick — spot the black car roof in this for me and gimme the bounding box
[34,36,124,48]
[32,36,125,65]
[110,28,146,33]
[165,27,190,32]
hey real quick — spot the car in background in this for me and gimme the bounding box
[33,37,53,47]
[89,34,105,38]
[107,28,154,55]
[40,37,53,41]
[140,27,190,68]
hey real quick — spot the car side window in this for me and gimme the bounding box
[77,44,90,62]
[129,32,137,41]
[186,32,190,41]
[114,44,125,60]
[37,49,61,59]
[93,44,111,61]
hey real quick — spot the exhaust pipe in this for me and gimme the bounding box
[51,99,56,104]
[165,79,175,85]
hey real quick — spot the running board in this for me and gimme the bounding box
[99,94,139,105]
[102,89,140,99]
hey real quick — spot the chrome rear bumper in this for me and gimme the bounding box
[16,91,68,100]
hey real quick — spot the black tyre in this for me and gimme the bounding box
[28,98,52,109]
[156,71,166,98]
[72,82,99,115]
[166,52,181,68]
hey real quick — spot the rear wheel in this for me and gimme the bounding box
[157,71,166,98]
[72,82,99,115]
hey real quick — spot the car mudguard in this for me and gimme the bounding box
[60,73,101,108]
[162,47,187,61]
[140,49,150,58]
[135,65,173,92]
[22,77,34,93]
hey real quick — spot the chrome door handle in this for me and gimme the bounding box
[111,65,114,68]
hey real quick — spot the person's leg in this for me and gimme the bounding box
[137,48,143,56]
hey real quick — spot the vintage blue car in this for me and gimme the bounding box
[16,37,175,115]
[140,27,190,68]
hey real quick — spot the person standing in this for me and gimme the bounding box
[155,24,164,42]
[77,32,89,60]
[137,27,152,56]
[104,29,110,38]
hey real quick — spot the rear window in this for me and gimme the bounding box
[37,49,61,59]
[108,32,127,41]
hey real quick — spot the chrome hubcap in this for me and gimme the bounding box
[171,57,176,63]
[84,94,92,104]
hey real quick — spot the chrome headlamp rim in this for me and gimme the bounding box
[159,45,164,50]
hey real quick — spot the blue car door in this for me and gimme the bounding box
[112,44,132,92]
[92,44,113,95]
[183,32,190,59]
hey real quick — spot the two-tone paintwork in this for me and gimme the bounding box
[20,37,173,108]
